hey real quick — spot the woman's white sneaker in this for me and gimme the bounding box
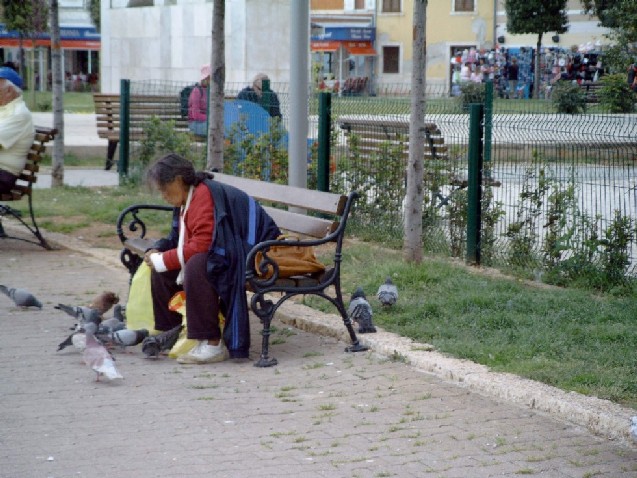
[177,340,228,364]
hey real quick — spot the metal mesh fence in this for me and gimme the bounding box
[124,79,637,280]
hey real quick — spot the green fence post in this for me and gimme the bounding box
[466,103,484,265]
[119,79,130,177]
[483,81,493,178]
[317,92,331,192]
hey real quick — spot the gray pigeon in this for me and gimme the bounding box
[0,285,43,309]
[142,325,183,359]
[55,303,102,327]
[98,317,126,334]
[377,276,398,307]
[112,304,126,323]
[83,332,122,381]
[112,328,149,348]
[347,287,376,333]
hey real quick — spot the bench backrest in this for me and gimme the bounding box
[94,93,189,136]
[338,116,448,161]
[212,172,348,239]
[0,127,57,201]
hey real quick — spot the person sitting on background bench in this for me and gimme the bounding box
[143,153,280,363]
[237,73,282,119]
[0,67,34,195]
[187,64,211,137]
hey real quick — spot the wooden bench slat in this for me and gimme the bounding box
[212,173,347,215]
[263,207,338,238]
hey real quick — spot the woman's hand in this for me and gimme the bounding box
[144,249,159,270]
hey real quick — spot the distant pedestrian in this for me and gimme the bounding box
[237,73,282,119]
[627,64,637,93]
[507,57,519,99]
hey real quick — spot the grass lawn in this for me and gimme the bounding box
[7,184,636,410]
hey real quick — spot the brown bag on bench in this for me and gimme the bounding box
[255,235,326,279]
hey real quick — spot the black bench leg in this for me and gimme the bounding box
[105,141,118,171]
[252,296,278,367]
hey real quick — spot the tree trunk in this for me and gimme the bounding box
[49,0,64,187]
[535,33,543,100]
[403,0,427,263]
[207,0,225,171]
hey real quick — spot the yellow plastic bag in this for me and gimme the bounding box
[126,262,160,334]
[167,292,197,358]
[167,291,226,359]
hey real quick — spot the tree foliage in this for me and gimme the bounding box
[1,0,49,37]
[582,0,637,44]
[505,0,569,37]
[89,0,100,31]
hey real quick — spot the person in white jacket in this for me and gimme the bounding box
[0,67,34,195]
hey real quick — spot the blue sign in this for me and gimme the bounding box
[0,24,99,41]
[312,27,375,42]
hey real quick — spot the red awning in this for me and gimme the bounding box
[343,41,377,56]
[311,40,340,52]
[0,38,101,51]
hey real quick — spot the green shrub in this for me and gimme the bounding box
[598,73,636,113]
[457,82,485,112]
[551,81,586,114]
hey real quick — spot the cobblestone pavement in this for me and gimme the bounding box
[1,237,637,478]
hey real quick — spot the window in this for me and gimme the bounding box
[383,46,400,74]
[454,0,474,12]
[382,0,400,13]
[355,0,365,9]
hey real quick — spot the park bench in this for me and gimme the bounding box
[0,126,57,249]
[338,116,449,163]
[93,93,204,169]
[116,172,366,367]
[579,81,602,103]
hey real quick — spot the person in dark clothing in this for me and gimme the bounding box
[506,57,519,99]
[237,73,282,118]
[628,64,637,93]
[144,153,280,363]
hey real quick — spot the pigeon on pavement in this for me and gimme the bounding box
[55,303,102,324]
[88,291,120,315]
[0,285,43,309]
[142,325,183,358]
[112,304,126,323]
[347,287,376,333]
[98,317,126,334]
[377,276,398,307]
[109,328,149,350]
[83,332,123,381]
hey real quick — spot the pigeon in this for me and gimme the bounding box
[98,317,126,334]
[57,320,101,352]
[55,303,102,325]
[347,287,376,333]
[142,324,183,359]
[97,328,149,351]
[112,304,126,323]
[0,285,43,309]
[112,328,149,348]
[377,276,398,307]
[83,332,122,381]
[88,291,120,315]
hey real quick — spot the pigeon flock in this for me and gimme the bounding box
[0,285,156,382]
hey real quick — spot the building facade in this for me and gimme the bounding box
[100,0,292,93]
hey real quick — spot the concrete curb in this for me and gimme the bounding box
[274,299,636,448]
